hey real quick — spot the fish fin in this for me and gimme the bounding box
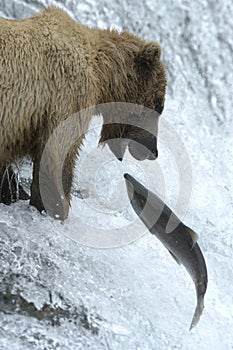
[188,228,199,249]
[168,250,180,265]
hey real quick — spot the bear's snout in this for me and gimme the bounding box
[148,148,158,160]
[154,105,164,115]
[128,139,158,161]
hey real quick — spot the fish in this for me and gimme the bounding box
[124,173,208,330]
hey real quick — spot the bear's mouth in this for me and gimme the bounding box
[106,138,158,161]
[106,138,128,161]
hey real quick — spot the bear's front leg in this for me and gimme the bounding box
[61,152,76,206]
[30,153,73,221]
[30,157,46,213]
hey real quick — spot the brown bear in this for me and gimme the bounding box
[0,6,166,220]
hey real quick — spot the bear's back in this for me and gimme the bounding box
[0,7,97,161]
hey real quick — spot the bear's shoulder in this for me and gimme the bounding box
[0,7,88,54]
[0,7,80,35]
[34,6,75,24]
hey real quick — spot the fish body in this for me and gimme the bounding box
[124,173,208,330]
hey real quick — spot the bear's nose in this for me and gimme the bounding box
[154,105,163,115]
[147,148,158,160]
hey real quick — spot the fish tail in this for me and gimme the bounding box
[189,295,204,331]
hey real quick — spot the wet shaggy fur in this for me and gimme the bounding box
[0,7,166,220]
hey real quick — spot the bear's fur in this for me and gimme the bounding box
[0,7,166,220]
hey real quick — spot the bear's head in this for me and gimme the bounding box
[97,31,167,161]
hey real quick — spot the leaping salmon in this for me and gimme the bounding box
[124,173,208,330]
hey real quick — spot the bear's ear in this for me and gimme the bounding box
[135,42,161,74]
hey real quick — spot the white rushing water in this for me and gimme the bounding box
[0,0,233,349]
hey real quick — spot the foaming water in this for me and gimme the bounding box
[0,1,232,349]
